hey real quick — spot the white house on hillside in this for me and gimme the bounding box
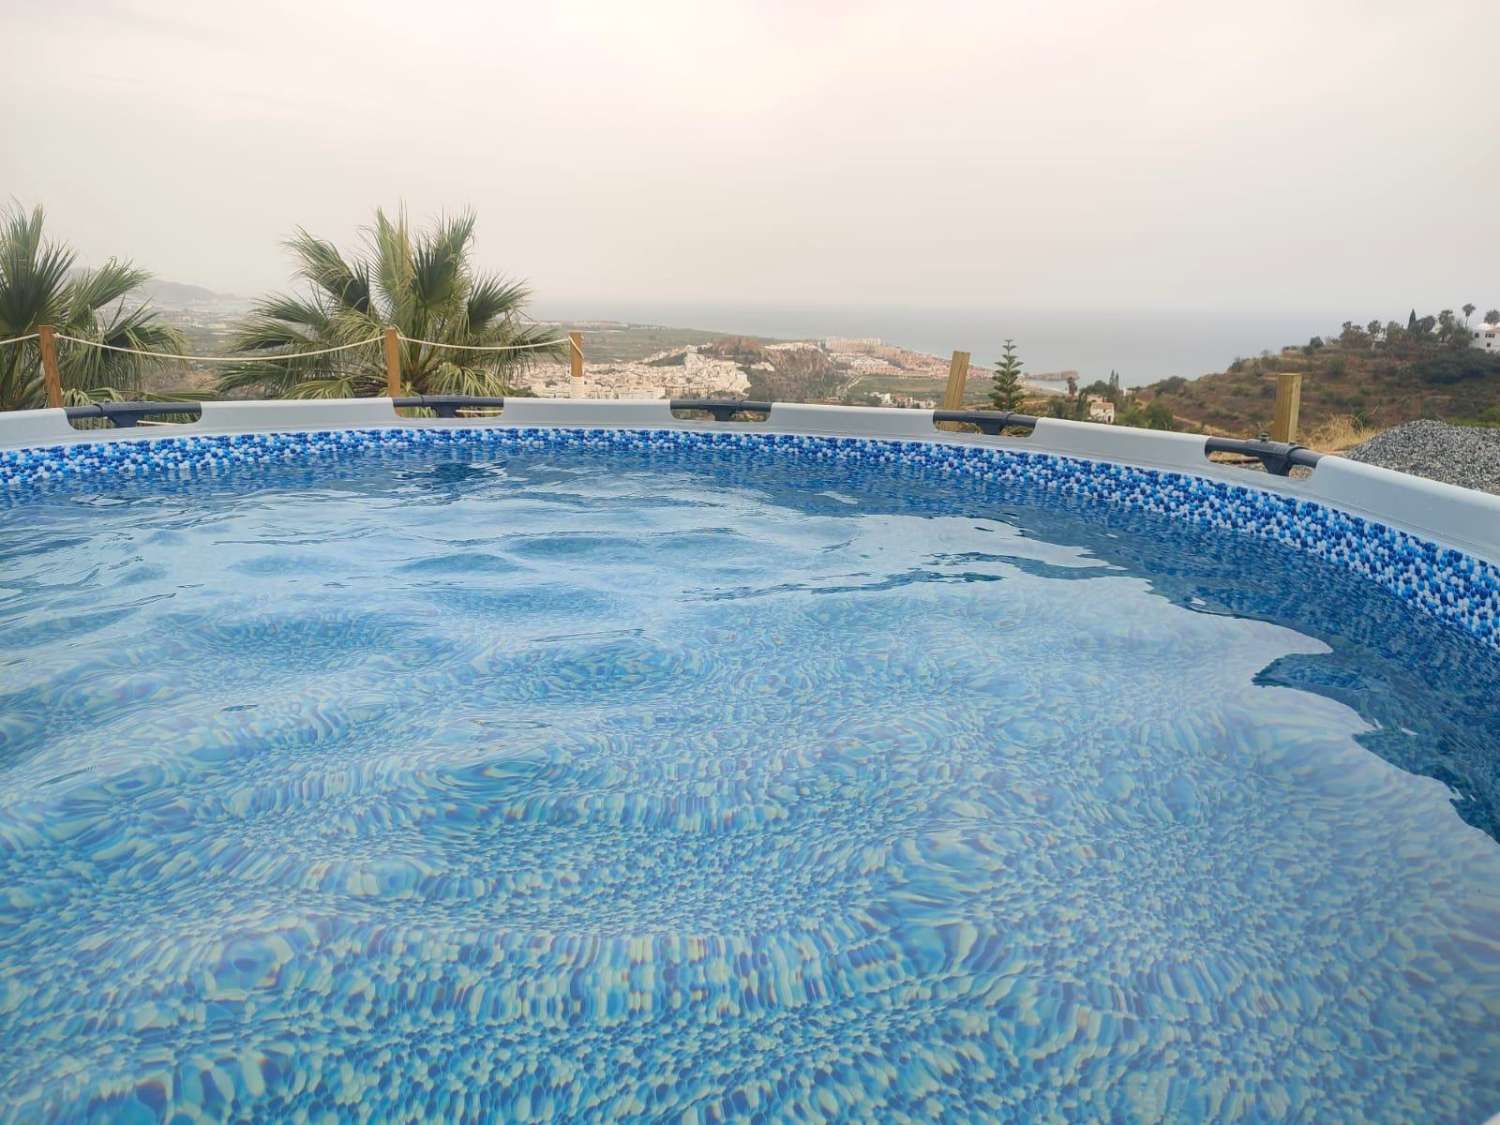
[1087,398,1116,423]
[1472,324,1500,352]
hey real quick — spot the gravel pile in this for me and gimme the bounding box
[1343,419,1500,494]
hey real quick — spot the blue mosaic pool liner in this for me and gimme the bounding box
[3,425,1497,650]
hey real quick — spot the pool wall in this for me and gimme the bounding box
[2,397,1496,561]
[1,398,1498,650]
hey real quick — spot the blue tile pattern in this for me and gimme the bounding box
[3,423,1500,1122]
[3,425,1497,649]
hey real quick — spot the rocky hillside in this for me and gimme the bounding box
[701,338,851,402]
[1132,315,1500,437]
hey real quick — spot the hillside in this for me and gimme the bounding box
[1132,312,1500,438]
[516,332,998,406]
[545,321,778,363]
[141,279,222,304]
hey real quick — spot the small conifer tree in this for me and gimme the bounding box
[989,338,1025,411]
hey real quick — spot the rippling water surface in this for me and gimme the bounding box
[2,441,1499,1121]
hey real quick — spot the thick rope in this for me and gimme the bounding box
[52,333,384,363]
[49,332,577,361]
[0,333,40,348]
[397,334,571,354]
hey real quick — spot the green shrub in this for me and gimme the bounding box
[1413,351,1500,385]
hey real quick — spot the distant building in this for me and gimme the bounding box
[1472,325,1500,353]
[1087,398,1116,424]
[824,336,883,353]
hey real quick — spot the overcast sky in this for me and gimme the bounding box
[3,0,1496,318]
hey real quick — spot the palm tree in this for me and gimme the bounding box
[0,204,185,412]
[222,209,560,398]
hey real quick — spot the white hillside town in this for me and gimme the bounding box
[521,345,751,399]
[515,334,1064,404]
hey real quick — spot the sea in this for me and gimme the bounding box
[534,301,1342,388]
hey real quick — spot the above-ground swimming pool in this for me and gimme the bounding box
[2,417,1499,1122]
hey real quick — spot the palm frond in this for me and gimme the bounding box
[0,203,47,263]
[283,375,365,400]
[369,208,415,328]
[143,388,218,402]
[428,210,477,269]
[0,203,73,336]
[496,321,563,350]
[421,359,513,398]
[61,385,127,407]
[253,294,331,331]
[286,230,372,314]
[64,260,152,318]
[55,304,188,397]
[410,210,475,314]
[98,305,186,352]
[229,313,323,355]
[466,275,531,330]
[216,362,294,397]
[0,204,181,408]
[0,342,42,411]
[222,207,545,400]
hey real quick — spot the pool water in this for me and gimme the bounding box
[1,437,1498,1121]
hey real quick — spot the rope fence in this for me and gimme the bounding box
[397,335,573,353]
[0,325,586,408]
[52,333,385,364]
[0,328,1312,442]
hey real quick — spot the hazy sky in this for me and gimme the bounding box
[4,0,1497,318]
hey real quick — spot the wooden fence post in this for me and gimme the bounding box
[383,327,401,397]
[37,325,62,408]
[941,350,971,410]
[1271,372,1303,443]
[569,331,583,380]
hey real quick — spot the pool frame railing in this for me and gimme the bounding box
[57,397,1325,477]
